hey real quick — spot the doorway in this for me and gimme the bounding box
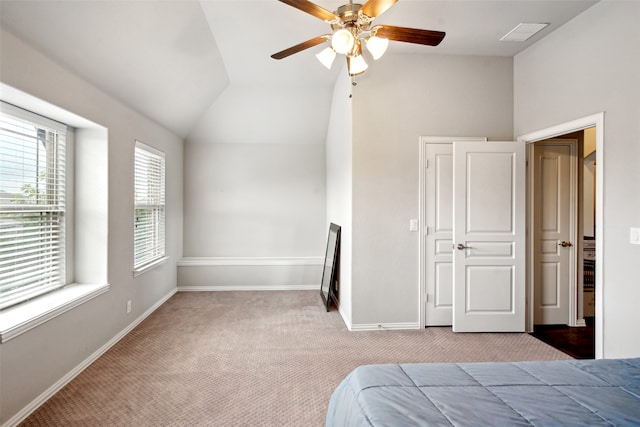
[528,130,596,359]
[420,137,526,332]
[418,113,604,358]
[530,139,578,327]
[518,113,604,359]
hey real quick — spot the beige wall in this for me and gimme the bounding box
[515,1,640,357]
[583,126,596,157]
[183,142,325,257]
[180,85,329,289]
[325,66,353,323]
[349,53,514,326]
[0,28,184,423]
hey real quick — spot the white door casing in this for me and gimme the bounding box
[420,137,486,327]
[532,140,577,325]
[452,141,526,332]
[518,113,604,358]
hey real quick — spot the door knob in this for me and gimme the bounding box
[558,241,573,247]
[457,243,469,250]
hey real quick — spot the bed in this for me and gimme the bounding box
[326,358,640,426]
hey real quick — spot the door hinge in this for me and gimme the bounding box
[425,159,429,168]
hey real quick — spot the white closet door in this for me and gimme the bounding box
[452,141,526,332]
[425,143,455,326]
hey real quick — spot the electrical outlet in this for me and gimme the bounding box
[126,300,132,314]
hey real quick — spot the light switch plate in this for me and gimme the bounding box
[409,219,418,232]
[631,227,640,245]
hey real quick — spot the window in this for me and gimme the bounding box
[133,141,166,275]
[0,88,110,343]
[0,102,67,309]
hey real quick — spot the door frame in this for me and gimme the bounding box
[517,112,605,359]
[418,136,486,328]
[529,140,579,327]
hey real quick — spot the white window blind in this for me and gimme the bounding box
[0,102,67,310]
[134,141,165,273]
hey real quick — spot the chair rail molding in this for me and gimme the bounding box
[177,256,323,267]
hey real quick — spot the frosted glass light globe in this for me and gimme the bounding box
[348,54,368,76]
[316,47,336,69]
[366,36,389,60]
[331,29,355,55]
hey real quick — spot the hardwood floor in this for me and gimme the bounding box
[531,318,595,359]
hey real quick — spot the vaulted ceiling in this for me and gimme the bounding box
[0,0,598,138]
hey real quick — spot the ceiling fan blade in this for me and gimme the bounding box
[271,35,329,60]
[277,0,338,22]
[374,25,446,46]
[360,0,398,19]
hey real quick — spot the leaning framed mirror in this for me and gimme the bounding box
[320,223,341,311]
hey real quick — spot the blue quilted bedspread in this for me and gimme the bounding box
[326,358,640,426]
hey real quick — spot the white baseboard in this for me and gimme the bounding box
[178,284,319,292]
[337,303,351,330]
[328,299,414,333]
[349,322,422,331]
[3,288,177,427]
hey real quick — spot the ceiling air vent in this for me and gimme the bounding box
[500,23,549,42]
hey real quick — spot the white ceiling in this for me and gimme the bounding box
[0,0,598,137]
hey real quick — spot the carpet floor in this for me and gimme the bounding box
[21,291,571,426]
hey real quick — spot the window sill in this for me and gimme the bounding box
[133,256,169,277]
[0,283,110,343]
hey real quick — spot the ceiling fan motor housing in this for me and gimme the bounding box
[331,3,367,31]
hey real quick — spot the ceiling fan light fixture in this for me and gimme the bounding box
[315,46,336,69]
[331,28,355,54]
[366,35,389,60]
[348,54,368,76]
[271,0,447,77]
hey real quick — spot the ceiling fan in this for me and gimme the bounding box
[271,0,446,76]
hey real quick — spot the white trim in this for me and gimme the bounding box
[178,284,319,292]
[517,114,603,144]
[133,256,169,277]
[0,283,110,343]
[337,299,351,330]
[0,83,101,129]
[349,322,421,331]
[0,100,67,132]
[518,112,605,359]
[418,136,487,328]
[3,288,177,427]
[177,257,324,267]
[135,139,165,159]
